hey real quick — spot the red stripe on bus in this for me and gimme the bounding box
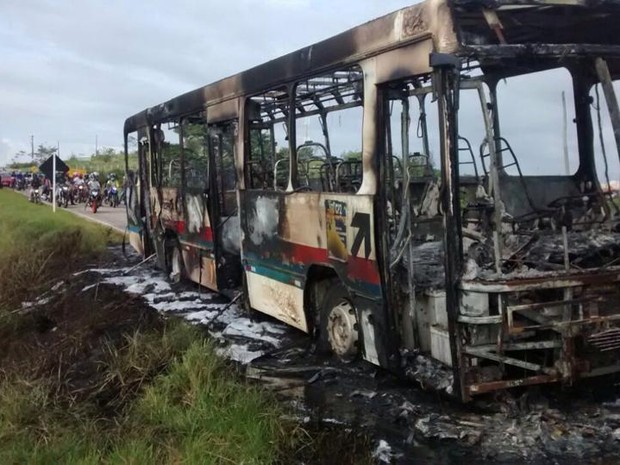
[171,220,213,243]
[287,242,381,285]
[347,254,381,285]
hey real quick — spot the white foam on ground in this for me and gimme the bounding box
[372,440,393,463]
[76,266,288,364]
[217,345,265,364]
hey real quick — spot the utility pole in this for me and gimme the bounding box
[31,135,34,162]
[53,141,58,213]
[95,135,98,157]
[562,91,570,175]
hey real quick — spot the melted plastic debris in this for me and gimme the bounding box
[402,352,454,394]
[372,439,393,463]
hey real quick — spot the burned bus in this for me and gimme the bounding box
[124,0,620,401]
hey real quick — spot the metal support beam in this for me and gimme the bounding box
[595,57,620,167]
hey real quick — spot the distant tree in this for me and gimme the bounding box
[34,144,58,164]
[341,150,362,161]
[66,154,80,165]
[11,150,28,164]
[93,147,117,163]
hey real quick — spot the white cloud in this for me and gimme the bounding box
[1,0,617,180]
[0,0,414,166]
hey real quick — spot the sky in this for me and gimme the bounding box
[1,0,619,179]
[0,0,413,164]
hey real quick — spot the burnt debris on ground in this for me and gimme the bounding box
[1,274,166,417]
[14,246,620,464]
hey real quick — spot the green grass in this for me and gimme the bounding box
[0,323,289,465]
[0,189,119,253]
[0,191,297,464]
[0,189,120,312]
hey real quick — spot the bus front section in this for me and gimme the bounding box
[389,0,620,400]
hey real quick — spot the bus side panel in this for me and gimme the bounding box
[159,187,184,233]
[245,271,306,331]
[240,190,390,365]
[181,248,218,290]
[180,192,218,291]
[128,229,144,255]
[125,168,147,256]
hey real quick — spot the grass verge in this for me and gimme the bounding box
[0,190,295,464]
[0,189,120,312]
[0,321,289,465]
[0,188,373,464]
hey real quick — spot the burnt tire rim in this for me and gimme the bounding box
[326,299,359,357]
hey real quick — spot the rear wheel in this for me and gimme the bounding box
[318,282,360,360]
[166,239,183,283]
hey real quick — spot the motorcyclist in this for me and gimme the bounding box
[74,174,86,203]
[39,175,51,200]
[30,174,41,202]
[88,173,101,192]
[57,173,73,206]
[104,173,120,206]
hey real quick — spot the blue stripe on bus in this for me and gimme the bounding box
[244,260,304,288]
[244,254,382,298]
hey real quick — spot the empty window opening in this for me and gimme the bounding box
[182,115,209,191]
[495,68,578,176]
[246,87,290,190]
[294,66,364,192]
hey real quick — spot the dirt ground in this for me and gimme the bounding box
[0,273,164,417]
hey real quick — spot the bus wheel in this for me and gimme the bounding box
[319,283,359,359]
[166,239,183,284]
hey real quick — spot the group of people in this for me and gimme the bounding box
[20,171,124,208]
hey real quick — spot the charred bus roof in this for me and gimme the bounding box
[124,0,620,134]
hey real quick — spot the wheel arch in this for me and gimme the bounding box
[303,264,344,334]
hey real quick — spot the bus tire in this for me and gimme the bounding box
[241,271,252,313]
[318,282,359,360]
[166,238,183,284]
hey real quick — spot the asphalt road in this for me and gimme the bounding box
[19,189,128,233]
[62,199,127,233]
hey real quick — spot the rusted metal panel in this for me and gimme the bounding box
[206,97,241,125]
[467,374,560,396]
[461,269,620,293]
[373,40,434,85]
[181,247,217,291]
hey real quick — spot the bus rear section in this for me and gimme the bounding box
[124,109,241,294]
